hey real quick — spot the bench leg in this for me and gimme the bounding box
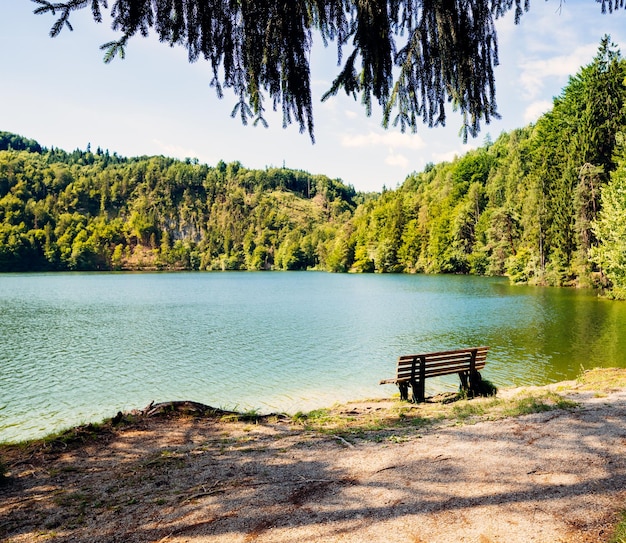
[459,371,469,391]
[469,370,482,396]
[410,379,425,403]
[398,382,409,401]
[459,370,483,397]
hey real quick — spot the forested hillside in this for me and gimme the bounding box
[2,37,626,297]
[349,37,626,298]
[0,136,359,273]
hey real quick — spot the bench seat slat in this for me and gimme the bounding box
[397,346,489,361]
[397,354,487,365]
[382,361,487,382]
[393,357,487,373]
[396,357,487,368]
[395,355,487,370]
[388,364,487,383]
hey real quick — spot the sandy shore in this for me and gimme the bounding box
[2,369,626,542]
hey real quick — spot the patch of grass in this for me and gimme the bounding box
[386,435,410,443]
[609,511,626,543]
[407,414,431,427]
[141,450,186,470]
[53,490,91,508]
[500,392,578,417]
[9,419,115,454]
[577,367,626,392]
[219,408,265,423]
[290,387,582,441]
[41,422,105,447]
[52,490,94,526]
[452,401,487,421]
[292,408,336,423]
[292,403,437,440]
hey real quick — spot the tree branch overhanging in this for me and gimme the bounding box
[32,0,625,142]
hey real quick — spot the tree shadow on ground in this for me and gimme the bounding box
[1,399,626,542]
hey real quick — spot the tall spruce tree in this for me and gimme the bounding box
[591,137,626,299]
[33,1,625,142]
[523,37,626,284]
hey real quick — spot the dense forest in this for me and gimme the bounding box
[2,38,626,298]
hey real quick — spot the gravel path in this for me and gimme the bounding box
[2,383,626,542]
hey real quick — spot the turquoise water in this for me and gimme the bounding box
[1,272,625,443]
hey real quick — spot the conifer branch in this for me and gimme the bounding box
[100,36,127,63]
[32,0,625,142]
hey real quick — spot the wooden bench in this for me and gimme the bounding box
[380,346,490,403]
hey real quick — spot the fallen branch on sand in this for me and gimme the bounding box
[141,400,234,418]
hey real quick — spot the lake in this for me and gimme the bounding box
[1,272,625,443]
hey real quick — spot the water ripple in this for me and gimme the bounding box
[2,272,625,442]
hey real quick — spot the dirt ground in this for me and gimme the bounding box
[2,372,626,543]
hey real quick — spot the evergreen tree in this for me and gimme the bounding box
[591,137,626,299]
[2,35,626,285]
[34,0,622,141]
[522,37,626,285]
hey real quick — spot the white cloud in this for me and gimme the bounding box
[153,139,201,161]
[385,151,409,168]
[341,131,424,150]
[524,100,553,124]
[431,150,459,164]
[518,44,597,100]
[428,136,482,165]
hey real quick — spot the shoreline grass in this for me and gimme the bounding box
[0,367,621,453]
[1,367,625,540]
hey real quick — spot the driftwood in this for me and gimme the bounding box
[141,401,237,418]
[332,435,355,448]
[136,401,290,422]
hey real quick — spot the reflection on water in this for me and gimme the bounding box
[1,272,625,442]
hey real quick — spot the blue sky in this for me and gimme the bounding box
[1,1,626,193]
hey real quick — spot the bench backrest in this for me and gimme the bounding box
[394,346,489,382]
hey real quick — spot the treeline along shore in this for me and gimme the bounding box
[2,38,626,298]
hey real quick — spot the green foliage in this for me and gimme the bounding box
[452,401,487,421]
[3,39,626,286]
[0,131,43,153]
[0,145,356,272]
[609,511,626,543]
[502,393,578,416]
[345,38,626,286]
[591,142,626,298]
[520,36,626,286]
